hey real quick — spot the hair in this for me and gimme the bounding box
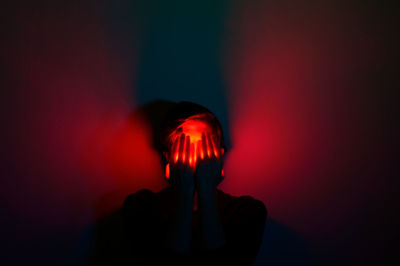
[158,101,226,166]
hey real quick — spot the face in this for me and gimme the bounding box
[164,117,224,179]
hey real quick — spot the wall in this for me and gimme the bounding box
[1,1,397,265]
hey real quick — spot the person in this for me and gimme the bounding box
[123,101,267,265]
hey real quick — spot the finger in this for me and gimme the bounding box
[206,132,213,158]
[193,141,198,166]
[184,135,190,165]
[165,163,170,179]
[179,134,185,163]
[171,136,180,163]
[201,133,207,160]
[211,134,220,159]
[197,139,203,161]
[189,142,195,167]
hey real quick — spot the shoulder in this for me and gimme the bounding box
[217,190,267,220]
[123,189,157,210]
[238,195,267,217]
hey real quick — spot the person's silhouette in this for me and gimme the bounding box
[123,101,267,265]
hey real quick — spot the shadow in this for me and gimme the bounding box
[88,207,133,266]
[253,219,317,266]
[132,99,177,152]
[105,0,232,149]
[85,211,316,266]
[81,101,316,265]
[79,101,176,265]
[67,207,133,266]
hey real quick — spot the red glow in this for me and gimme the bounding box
[189,143,195,166]
[167,132,225,178]
[174,137,180,163]
[182,136,187,163]
[181,119,210,143]
[165,163,170,179]
[1,1,391,265]
[206,138,212,158]
[193,142,198,165]
[200,140,205,160]
[168,116,223,168]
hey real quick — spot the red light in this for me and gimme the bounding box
[182,137,187,163]
[165,163,170,179]
[180,119,209,143]
[168,115,223,168]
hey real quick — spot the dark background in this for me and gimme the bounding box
[1,0,398,265]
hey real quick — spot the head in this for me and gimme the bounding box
[157,101,226,182]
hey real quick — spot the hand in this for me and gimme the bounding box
[169,133,195,196]
[195,132,223,196]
